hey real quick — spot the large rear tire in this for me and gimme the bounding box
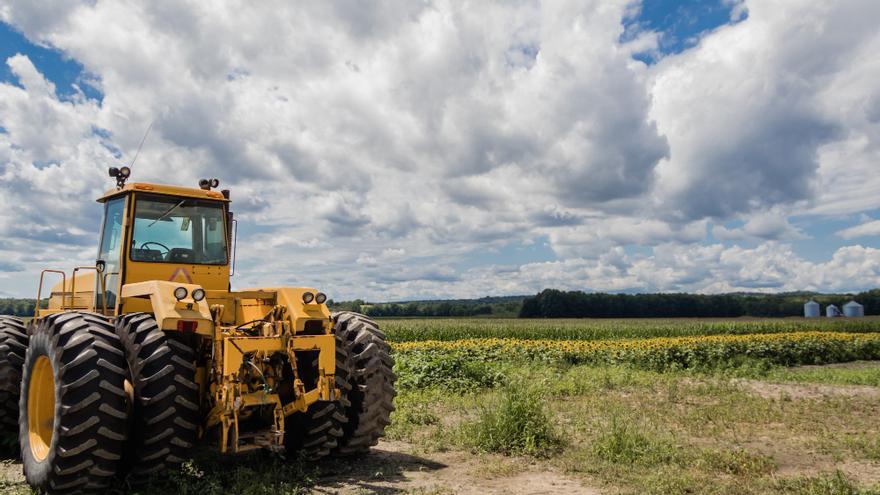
[331,312,396,455]
[19,312,128,493]
[0,316,28,440]
[284,333,352,460]
[115,313,198,482]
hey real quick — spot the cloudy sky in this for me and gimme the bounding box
[0,0,878,301]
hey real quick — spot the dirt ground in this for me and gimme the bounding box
[0,440,598,495]
[309,440,597,495]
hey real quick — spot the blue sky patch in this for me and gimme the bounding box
[0,21,102,102]
[456,236,557,272]
[623,0,748,64]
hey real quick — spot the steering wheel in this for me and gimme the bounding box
[140,241,171,254]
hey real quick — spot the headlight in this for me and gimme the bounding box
[302,292,315,304]
[174,287,188,300]
[191,288,206,301]
[119,166,131,178]
[315,292,327,304]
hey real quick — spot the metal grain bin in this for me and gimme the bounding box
[804,300,820,318]
[826,304,841,317]
[843,300,864,318]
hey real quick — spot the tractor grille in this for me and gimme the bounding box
[300,319,325,335]
[294,350,320,391]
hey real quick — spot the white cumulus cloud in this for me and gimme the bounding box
[0,0,878,300]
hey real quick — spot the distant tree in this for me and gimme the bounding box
[518,289,879,318]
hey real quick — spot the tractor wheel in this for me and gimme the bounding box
[0,316,28,440]
[115,313,198,481]
[284,333,352,460]
[19,312,128,493]
[331,312,396,455]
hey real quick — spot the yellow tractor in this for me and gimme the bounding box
[0,167,395,493]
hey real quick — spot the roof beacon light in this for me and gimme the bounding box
[109,165,131,188]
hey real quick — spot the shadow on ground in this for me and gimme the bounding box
[313,447,448,494]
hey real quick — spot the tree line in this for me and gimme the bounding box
[519,289,880,318]
[0,298,38,317]
[329,297,523,317]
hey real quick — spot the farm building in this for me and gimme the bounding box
[804,300,820,318]
[843,300,865,317]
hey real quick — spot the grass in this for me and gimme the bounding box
[387,357,880,494]
[460,381,563,457]
[773,471,880,495]
[131,451,317,495]
[590,416,679,466]
[761,363,880,386]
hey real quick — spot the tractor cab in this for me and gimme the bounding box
[95,181,232,314]
[37,176,232,317]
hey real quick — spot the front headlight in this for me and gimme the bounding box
[315,292,327,304]
[191,288,206,301]
[174,287,188,300]
[302,292,315,304]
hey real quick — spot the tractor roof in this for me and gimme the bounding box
[97,182,229,203]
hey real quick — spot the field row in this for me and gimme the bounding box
[381,316,880,342]
[392,331,880,371]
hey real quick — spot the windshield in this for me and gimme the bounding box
[131,194,227,265]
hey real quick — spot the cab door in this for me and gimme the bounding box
[95,195,127,314]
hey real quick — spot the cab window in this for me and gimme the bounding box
[131,195,227,265]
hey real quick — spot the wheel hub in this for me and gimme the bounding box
[28,355,55,462]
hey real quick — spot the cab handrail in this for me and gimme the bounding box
[35,270,66,316]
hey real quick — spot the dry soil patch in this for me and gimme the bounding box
[312,440,598,495]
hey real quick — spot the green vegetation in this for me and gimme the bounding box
[388,359,880,494]
[461,382,563,457]
[330,288,880,319]
[136,453,315,495]
[590,416,679,466]
[382,316,880,493]
[520,288,880,318]
[382,316,880,342]
[393,332,880,371]
[395,351,507,391]
[330,296,524,317]
[0,298,38,317]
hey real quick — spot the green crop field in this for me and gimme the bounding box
[381,316,880,342]
[374,317,880,494]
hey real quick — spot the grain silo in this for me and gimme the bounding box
[843,300,864,318]
[826,304,841,317]
[804,300,820,318]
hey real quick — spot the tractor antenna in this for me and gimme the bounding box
[129,121,153,171]
[108,122,152,188]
